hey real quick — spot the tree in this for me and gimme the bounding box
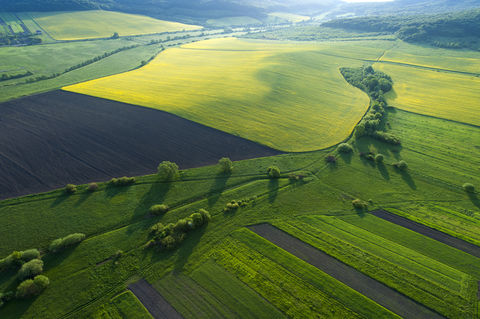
[267,166,281,179]
[218,157,233,174]
[337,143,353,153]
[157,161,179,181]
[16,275,49,298]
[87,182,98,191]
[375,154,385,163]
[111,32,119,39]
[149,204,169,215]
[394,160,408,171]
[49,233,86,253]
[65,184,77,194]
[17,259,43,280]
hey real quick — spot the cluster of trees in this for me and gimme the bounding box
[324,9,480,50]
[352,199,368,210]
[147,209,211,250]
[341,66,401,145]
[223,197,256,213]
[0,248,49,304]
[0,34,41,46]
[0,71,32,82]
[109,176,136,187]
[49,233,86,253]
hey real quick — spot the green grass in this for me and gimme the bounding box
[92,291,153,319]
[206,16,262,27]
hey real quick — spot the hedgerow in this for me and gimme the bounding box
[49,233,86,253]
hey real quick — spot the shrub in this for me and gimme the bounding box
[463,183,475,193]
[0,291,14,307]
[373,131,402,145]
[0,251,23,271]
[337,143,353,153]
[218,157,233,174]
[352,199,368,210]
[157,161,179,181]
[375,154,385,163]
[17,259,43,280]
[49,233,86,253]
[149,204,169,215]
[267,166,281,179]
[16,275,49,298]
[65,184,77,194]
[87,182,98,192]
[394,160,408,171]
[109,177,135,187]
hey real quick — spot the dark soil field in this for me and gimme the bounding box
[0,90,282,199]
[248,223,444,319]
[128,279,184,319]
[371,210,480,258]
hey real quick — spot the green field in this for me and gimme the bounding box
[31,10,202,40]
[64,38,377,152]
[1,14,480,319]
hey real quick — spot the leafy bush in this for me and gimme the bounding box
[352,199,368,210]
[87,182,99,191]
[0,291,14,307]
[49,233,86,253]
[394,160,409,171]
[17,259,43,280]
[149,204,169,215]
[337,143,353,153]
[267,166,281,179]
[218,157,233,174]
[65,184,77,194]
[148,209,211,250]
[325,155,337,163]
[463,183,476,193]
[372,131,402,145]
[0,251,23,272]
[109,177,135,187]
[375,154,385,163]
[157,161,179,181]
[16,275,49,298]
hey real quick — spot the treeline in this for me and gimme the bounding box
[0,34,42,46]
[341,65,401,145]
[323,9,480,50]
[0,70,32,82]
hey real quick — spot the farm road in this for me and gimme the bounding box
[0,90,281,199]
[129,279,184,319]
[249,223,444,319]
[371,209,480,258]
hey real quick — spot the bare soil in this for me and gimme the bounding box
[371,209,480,258]
[248,223,444,319]
[0,91,282,199]
[129,279,184,319]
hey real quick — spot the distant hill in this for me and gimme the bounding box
[323,8,480,50]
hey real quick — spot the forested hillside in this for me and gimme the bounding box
[324,9,480,50]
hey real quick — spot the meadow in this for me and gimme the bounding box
[64,38,375,152]
[31,10,202,40]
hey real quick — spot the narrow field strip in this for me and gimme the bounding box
[128,279,184,319]
[248,223,444,319]
[371,210,480,258]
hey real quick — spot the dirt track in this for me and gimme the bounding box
[371,209,480,258]
[0,91,282,199]
[129,279,184,319]
[248,223,444,319]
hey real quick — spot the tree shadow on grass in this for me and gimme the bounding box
[398,170,416,190]
[42,246,77,272]
[468,192,480,209]
[268,178,279,203]
[173,226,207,274]
[339,152,353,164]
[50,193,70,207]
[74,190,93,207]
[104,184,130,199]
[378,162,390,180]
[129,181,172,233]
[0,295,38,319]
[207,172,230,208]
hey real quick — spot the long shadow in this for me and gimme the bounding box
[207,172,230,207]
[104,184,130,199]
[127,181,172,234]
[468,192,480,209]
[378,162,390,180]
[74,190,93,207]
[339,152,353,164]
[268,179,279,203]
[50,193,69,207]
[42,247,77,272]
[399,170,416,190]
[173,226,207,273]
